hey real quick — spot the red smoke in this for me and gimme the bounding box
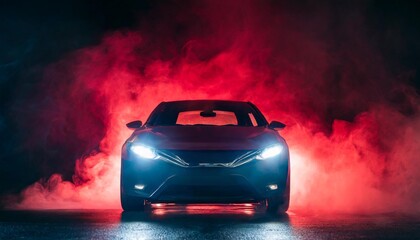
[12,1,420,213]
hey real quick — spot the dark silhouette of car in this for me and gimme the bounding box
[121,100,290,213]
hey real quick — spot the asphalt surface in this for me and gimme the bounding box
[1,206,420,239]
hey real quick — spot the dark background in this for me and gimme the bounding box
[0,0,419,205]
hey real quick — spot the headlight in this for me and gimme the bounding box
[131,145,158,159]
[256,144,283,160]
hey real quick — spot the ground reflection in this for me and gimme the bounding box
[120,203,289,221]
[118,204,292,239]
[3,210,417,239]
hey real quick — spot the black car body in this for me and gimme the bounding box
[121,100,290,213]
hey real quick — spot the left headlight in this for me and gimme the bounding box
[131,144,158,159]
[256,144,283,160]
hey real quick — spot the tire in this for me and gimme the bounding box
[266,180,290,214]
[121,192,146,211]
[266,195,289,214]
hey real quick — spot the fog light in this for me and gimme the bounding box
[268,184,278,190]
[134,184,145,190]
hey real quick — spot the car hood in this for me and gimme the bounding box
[129,126,283,150]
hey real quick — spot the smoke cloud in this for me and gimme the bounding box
[6,1,420,213]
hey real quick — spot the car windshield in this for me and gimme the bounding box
[146,101,267,127]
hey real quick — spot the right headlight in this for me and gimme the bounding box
[130,144,158,159]
[256,144,283,160]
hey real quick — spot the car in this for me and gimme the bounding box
[120,100,290,213]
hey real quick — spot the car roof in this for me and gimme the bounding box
[161,100,251,105]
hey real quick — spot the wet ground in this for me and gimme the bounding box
[1,205,420,239]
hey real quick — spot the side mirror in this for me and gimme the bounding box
[268,121,286,130]
[126,120,142,129]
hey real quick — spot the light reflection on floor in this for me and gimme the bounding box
[3,210,417,239]
[119,204,292,239]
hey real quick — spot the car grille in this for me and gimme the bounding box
[157,150,258,167]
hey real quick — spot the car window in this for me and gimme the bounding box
[248,113,258,126]
[176,111,238,126]
[147,101,268,127]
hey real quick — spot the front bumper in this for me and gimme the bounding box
[121,150,289,203]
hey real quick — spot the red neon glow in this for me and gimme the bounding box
[153,209,166,216]
[10,2,420,214]
[149,203,258,216]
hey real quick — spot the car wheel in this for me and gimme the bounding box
[266,196,289,214]
[121,192,146,211]
[267,198,287,213]
[266,182,290,214]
